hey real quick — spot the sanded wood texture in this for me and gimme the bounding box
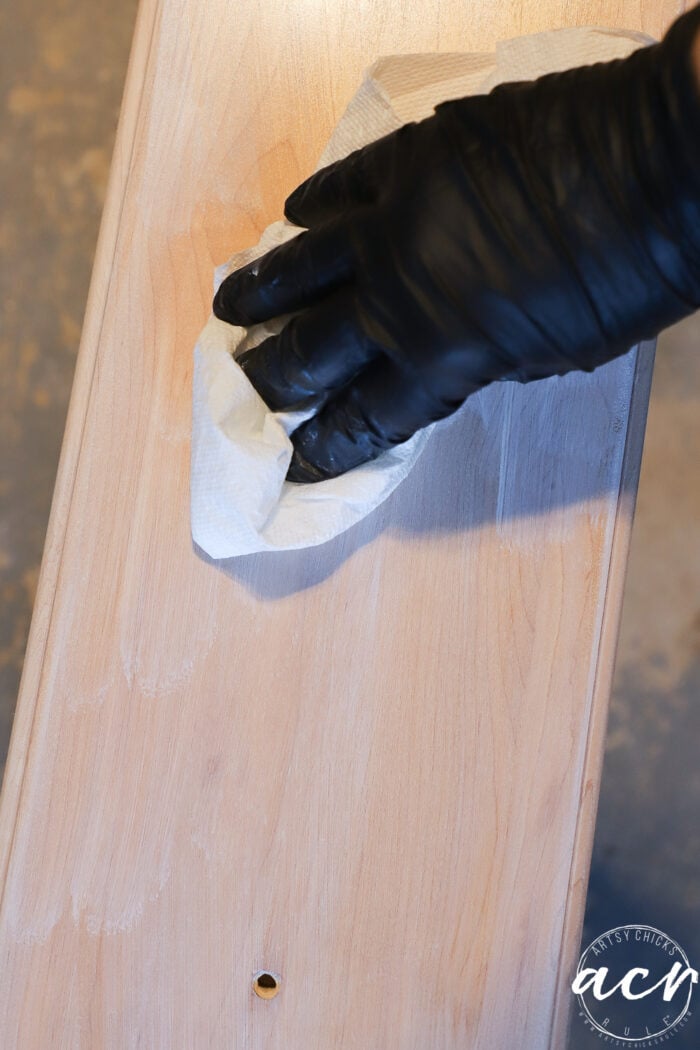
[0,1,682,1047]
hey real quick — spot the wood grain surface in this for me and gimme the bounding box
[0,1,683,1046]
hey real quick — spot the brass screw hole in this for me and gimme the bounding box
[253,971,280,999]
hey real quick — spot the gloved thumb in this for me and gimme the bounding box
[284,127,403,227]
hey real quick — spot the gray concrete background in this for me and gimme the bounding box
[1,3,698,1045]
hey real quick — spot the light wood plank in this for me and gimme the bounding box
[0,1,681,1046]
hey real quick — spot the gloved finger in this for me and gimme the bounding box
[212,217,353,327]
[285,357,485,482]
[284,128,402,228]
[236,287,382,411]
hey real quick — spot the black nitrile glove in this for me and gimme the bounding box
[213,6,700,483]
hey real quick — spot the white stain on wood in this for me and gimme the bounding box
[0,0,680,1046]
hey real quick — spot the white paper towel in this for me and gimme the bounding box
[190,25,652,559]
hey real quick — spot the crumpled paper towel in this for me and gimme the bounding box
[191,25,651,559]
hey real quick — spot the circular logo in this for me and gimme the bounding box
[572,924,697,1045]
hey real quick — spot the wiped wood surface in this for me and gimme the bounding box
[0,1,680,1046]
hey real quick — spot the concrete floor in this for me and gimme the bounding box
[1,3,698,1046]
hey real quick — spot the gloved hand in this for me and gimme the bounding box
[213,5,700,483]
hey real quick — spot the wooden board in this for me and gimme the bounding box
[0,1,680,1046]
